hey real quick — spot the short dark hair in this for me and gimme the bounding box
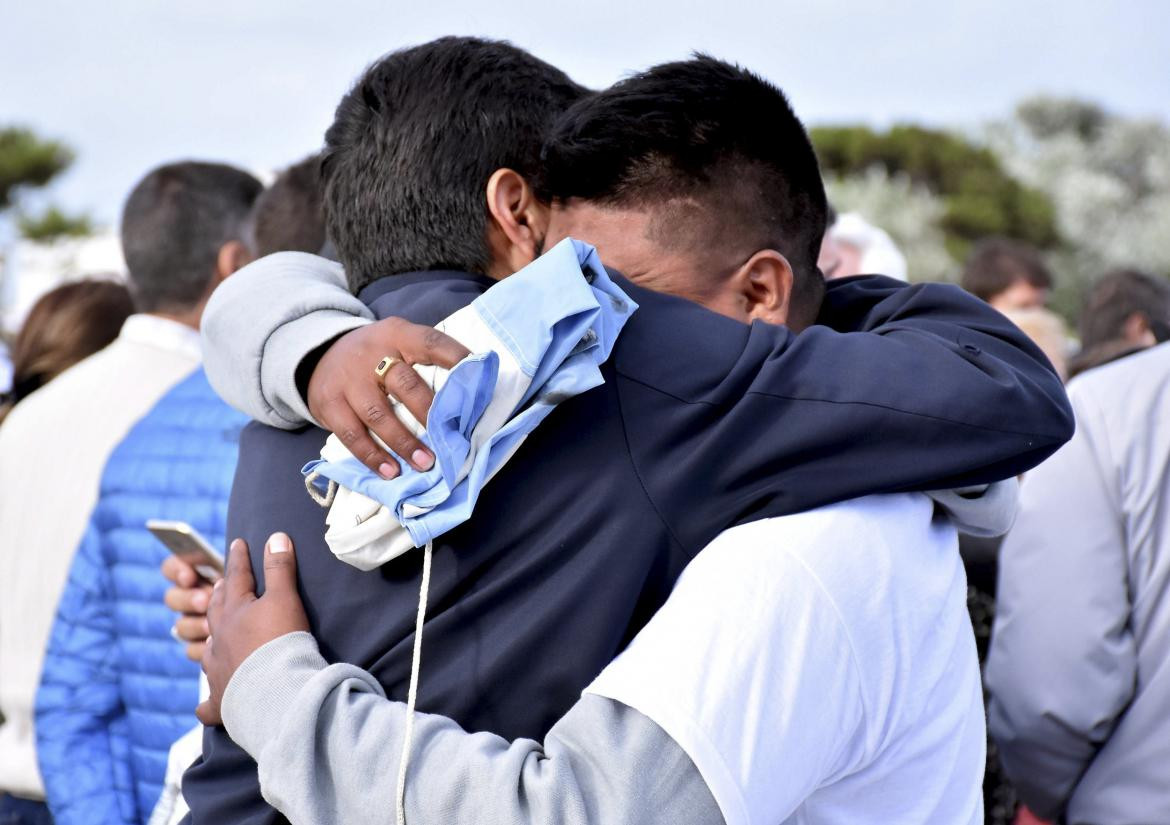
[538,55,829,326]
[322,37,589,293]
[1079,268,1170,350]
[121,161,261,312]
[960,238,1053,302]
[252,154,326,257]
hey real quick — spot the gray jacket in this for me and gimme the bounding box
[223,632,723,825]
[986,342,1170,824]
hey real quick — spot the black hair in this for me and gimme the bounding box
[251,154,327,257]
[538,54,829,326]
[120,161,262,313]
[960,238,1053,302]
[322,37,589,293]
[825,202,838,230]
[1079,268,1170,350]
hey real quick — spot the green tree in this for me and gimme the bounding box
[17,206,93,242]
[812,125,1059,264]
[0,126,95,333]
[0,127,74,210]
[0,126,92,243]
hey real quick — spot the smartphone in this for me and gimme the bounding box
[146,519,225,583]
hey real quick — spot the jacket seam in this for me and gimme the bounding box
[614,378,691,558]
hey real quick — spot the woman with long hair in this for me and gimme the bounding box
[0,279,134,425]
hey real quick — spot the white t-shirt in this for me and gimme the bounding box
[586,493,985,825]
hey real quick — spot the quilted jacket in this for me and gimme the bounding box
[35,369,246,825]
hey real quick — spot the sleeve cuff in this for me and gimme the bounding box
[261,310,372,428]
[221,631,329,759]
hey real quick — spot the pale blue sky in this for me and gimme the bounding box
[2,0,1167,224]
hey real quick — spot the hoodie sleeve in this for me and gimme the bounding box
[200,252,372,428]
[927,480,1019,538]
[36,521,136,825]
[221,632,724,825]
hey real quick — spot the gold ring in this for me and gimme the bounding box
[374,356,400,378]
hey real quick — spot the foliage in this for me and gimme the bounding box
[812,125,1059,263]
[0,126,94,247]
[812,103,1170,323]
[17,206,93,242]
[0,127,74,211]
[986,97,1170,297]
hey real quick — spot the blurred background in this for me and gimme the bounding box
[2,0,1168,345]
[2,6,1167,823]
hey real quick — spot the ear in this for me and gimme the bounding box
[484,168,549,278]
[729,250,795,328]
[1122,311,1157,347]
[215,239,253,284]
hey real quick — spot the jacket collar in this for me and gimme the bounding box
[119,314,203,361]
[358,270,496,306]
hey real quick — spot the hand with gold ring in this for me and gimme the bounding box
[374,355,401,382]
[306,317,471,479]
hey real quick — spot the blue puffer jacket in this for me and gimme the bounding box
[36,369,247,825]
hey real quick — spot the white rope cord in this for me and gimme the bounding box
[396,539,434,825]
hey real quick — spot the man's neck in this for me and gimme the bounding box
[150,305,203,331]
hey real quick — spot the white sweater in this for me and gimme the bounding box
[0,315,201,799]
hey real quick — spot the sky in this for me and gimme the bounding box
[2,0,1168,226]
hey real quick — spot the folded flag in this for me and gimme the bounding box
[302,237,638,570]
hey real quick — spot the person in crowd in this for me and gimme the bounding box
[20,161,261,825]
[0,279,134,425]
[961,238,1053,312]
[0,162,255,825]
[248,154,327,258]
[1068,267,1170,377]
[818,210,908,281]
[179,40,1069,825]
[960,302,1069,825]
[158,153,332,666]
[986,339,1170,825]
[0,278,134,825]
[146,154,335,825]
[34,154,332,825]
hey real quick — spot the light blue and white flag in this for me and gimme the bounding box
[303,238,637,570]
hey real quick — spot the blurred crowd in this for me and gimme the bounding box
[1,36,1168,825]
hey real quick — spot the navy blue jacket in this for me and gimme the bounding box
[183,271,1072,824]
